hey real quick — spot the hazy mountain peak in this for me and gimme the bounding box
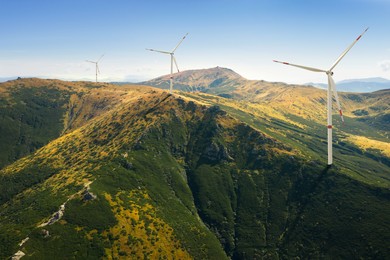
[141,67,245,93]
[179,66,245,80]
[149,66,244,82]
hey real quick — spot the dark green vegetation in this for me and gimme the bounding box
[0,77,389,259]
[180,91,390,187]
[0,78,142,169]
[0,84,69,168]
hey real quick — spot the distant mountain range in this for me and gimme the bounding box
[307,77,390,92]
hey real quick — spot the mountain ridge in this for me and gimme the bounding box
[0,88,308,258]
[0,77,389,259]
[140,67,389,140]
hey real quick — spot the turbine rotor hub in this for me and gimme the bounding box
[326,71,334,76]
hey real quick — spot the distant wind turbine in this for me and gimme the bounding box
[273,28,368,165]
[86,54,104,82]
[146,33,188,94]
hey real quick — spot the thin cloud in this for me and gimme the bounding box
[379,60,390,72]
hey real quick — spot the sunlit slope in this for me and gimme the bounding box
[0,90,228,259]
[229,81,390,169]
[232,80,389,132]
[1,89,389,259]
[145,67,389,179]
[179,91,390,188]
[0,78,152,168]
[143,67,389,140]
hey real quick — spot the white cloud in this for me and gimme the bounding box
[379,60,390,72]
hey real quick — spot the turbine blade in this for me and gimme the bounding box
[86,60,96,63]
[273,60,326,73]
[329,27,369,71]
[97,54,105,63]
[97,64,100,74]
[173,56,180,72]
[172,33,189,53]
[328,74,344,123]
[146,48,171,54]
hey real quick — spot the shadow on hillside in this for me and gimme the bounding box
[141,93,172,117]
[279,165,331,249]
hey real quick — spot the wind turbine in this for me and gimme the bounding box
[86,54,104,82]
[146,33,188,94]
[273,28,368,165]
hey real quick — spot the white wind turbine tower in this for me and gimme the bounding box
[273,28,368,165]
[146,33,188,94]
[86,54,104,83]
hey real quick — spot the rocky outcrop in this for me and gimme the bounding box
[202,141,233,163]
[43,203,65,226]
[12,251,25,260]
[82,190,97,201]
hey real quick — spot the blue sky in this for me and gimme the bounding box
[1,0,389,84]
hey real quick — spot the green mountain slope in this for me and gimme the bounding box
[0,78,151,169]
[180,91,390,187]
[143,67,389,139]
[1,82,389,259]
[0,78,71,169]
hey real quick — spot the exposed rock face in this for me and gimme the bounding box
[82,190,97,201]
[202,141,233,163]
[39,203,66,227]
[121,160,134,170]
[18,237,29,247]
[47,204,65,225]
[41,229,50,238]
[12,250,25,260]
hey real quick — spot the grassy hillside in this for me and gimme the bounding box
[0,79,71,169]
[0,78,152,169]
[0,90,228,259]
[180,91,390,187]
[1,82,389,259]
[143,67,389,139]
